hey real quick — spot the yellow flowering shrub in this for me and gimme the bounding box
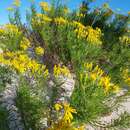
[0,50,48,78]
[0,24,22,51]
[31,13,102,46]
[54,16,102,46]
[48,103,84,130]
[30,6,103,50]
[53,64,71,78]
[81,63,120,93]
[74,24,102,45]
[86,27,102,45]
[1,24,21,36]
[32,13,52,27]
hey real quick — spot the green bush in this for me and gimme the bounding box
[71,73,110,123]
[16,77,47,130]
[0,106,9,130]
[0,66,12,91]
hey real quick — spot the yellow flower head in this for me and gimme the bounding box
[20,37,31,50]
[6,7,14,12]
[35,46,44,56]
[63,103,77,123]
[55,17,68,25]
[53,64,71,77]
[13,0,21,7]
[54,103,63,111]
[39,2,50,12]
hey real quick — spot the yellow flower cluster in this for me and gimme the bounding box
[32,12,102,46]
[38,13,52,22]
[33,14,68,26]
[61,18,102,45]
[73,21,86,37]
[76,13,85,18]
[54,103,76,123]
[6,7,14,12]
[0,51,48,77]
[62,103,77,123]
[54,17,68,25]
[32,13,52,26]
[33,15,68,26]
[20,37,31,50]
[119,36,130,45]
[0,28,5,35]
[1,24,21,36]
[54,103,63,111]
[86,27,102,45]
[39,2,50,12]
[13,0,21,7]
[74,24,102,45]
[35,46,44,56]
[80,63,120,93]
[49,103,84,130]
[53,64,71,77]
[122,69,130,86]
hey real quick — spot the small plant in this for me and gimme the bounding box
[16,77,47,130]
[70,63,115,123]
[47,103,84,130]
[0,65,12,91]
[0,106,9,130]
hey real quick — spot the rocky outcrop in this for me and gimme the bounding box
[0,75,25,130]
[1,70,130,130]
[48,75,75,103]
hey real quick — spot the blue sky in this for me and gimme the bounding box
[0,0,130,24]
